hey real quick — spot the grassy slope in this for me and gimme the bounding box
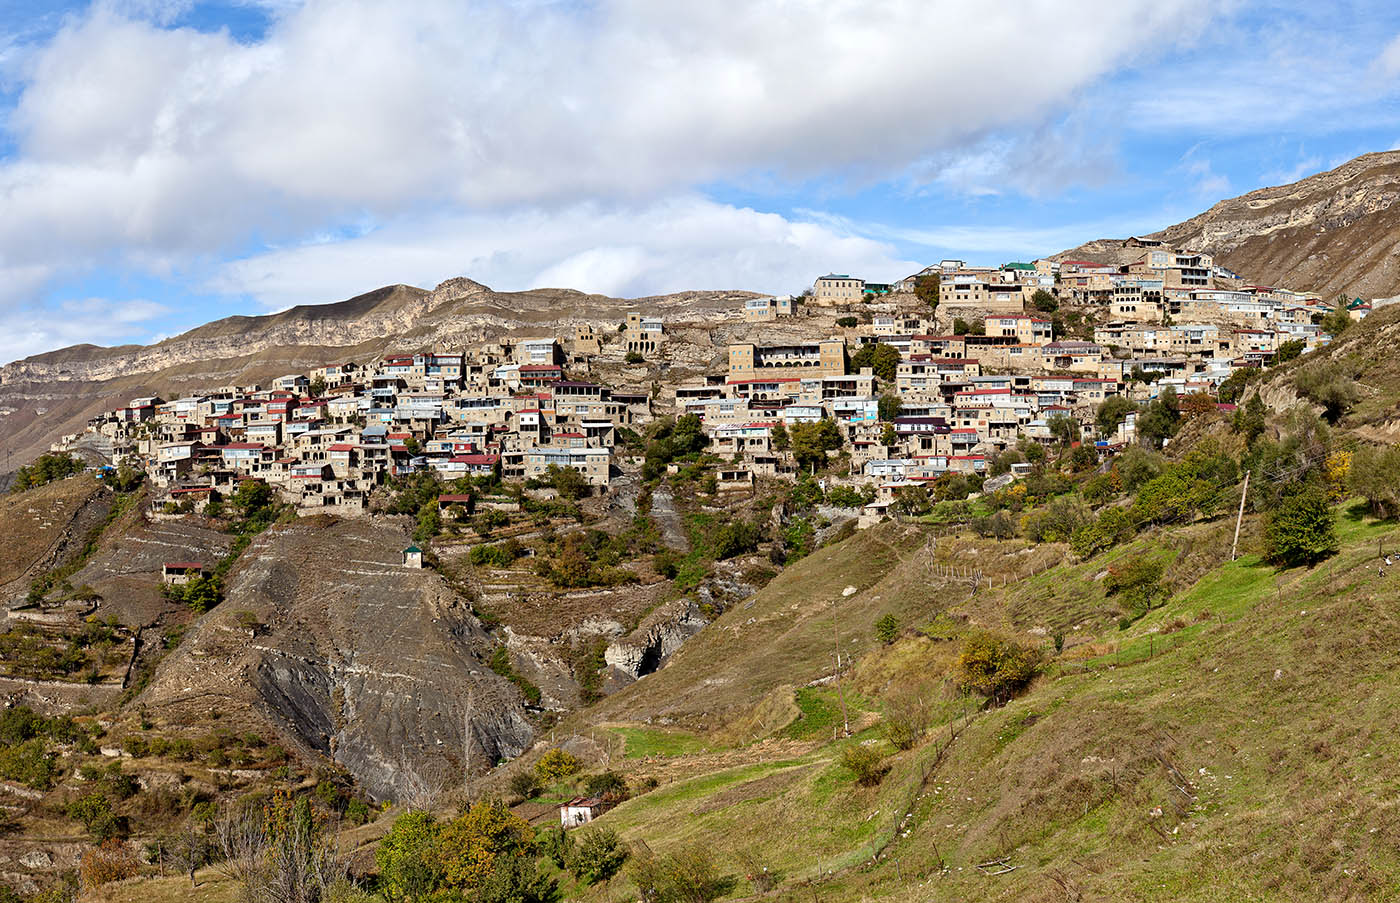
[553,502,1400,903]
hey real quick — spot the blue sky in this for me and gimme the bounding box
[2,0,1400,363]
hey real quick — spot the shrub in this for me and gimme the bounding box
[540,825,573,869]
[625,350,645,364]
[881,689,931,751]
[68,792,122,841]
[567,826,630,884]
[79,837,140,890]
[535,748,580,781]
[1349,444,1400,519]
[628,846,726,903]
[1104,555,1166,617]
[1295,363,1359,424]
[509,771,543,800]
[840,744,887,786]
[1264,484,1338,567]
[956,631,1043,705]
[874,613,899,645]
[583,770,627,799]
[836,316,858,328]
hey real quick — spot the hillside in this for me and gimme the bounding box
[1059,150,1400,298]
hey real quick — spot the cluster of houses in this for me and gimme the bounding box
[63,240,1362,523]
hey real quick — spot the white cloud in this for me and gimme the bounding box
[1377,31,1400,76]
[60,297,171,322]
[0,0,1221,313]
[206,196,922,310]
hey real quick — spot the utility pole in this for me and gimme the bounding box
[464,689,474,787]
[1231,470,1250,561]
[833,601,850,738]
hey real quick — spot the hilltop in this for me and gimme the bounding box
[1059,150,1400,299]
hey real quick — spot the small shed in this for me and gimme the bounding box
[403,545,424,569]
[560,797,603,828]
[162,562,206,586]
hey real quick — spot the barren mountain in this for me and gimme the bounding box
[0,278,759,466]
[1059,150,1400,298]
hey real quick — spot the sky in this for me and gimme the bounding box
[3,0,1400,363]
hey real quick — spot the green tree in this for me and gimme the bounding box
[567,827,630,885]
[625,350,644,364]
[1047,413,1080,447]
[891,485,931,516]
[1294,363,1358,424]
[874,613,899,644]
[914,272,940,308]
[880,423,897,447]
[1271,339,1306,365]
[67,792,121,842]
[1320,305,1352,337]
[308,376,327,397]
[376,811,443,903]
[1349,444,1400,519]
[628,846,727,903]
[1095,396,1135,437]
[788,419,842,471]
[1031,288,1058,312]
[850,343,901,382]
[547,463,589,500]
[877,394,902,422]
[1217,367,1262,403]
[1103,555,1166,617]
[1264,484,1338,567]
[1136,386,1180,447]
[770,421,789,451]
[836,316,859,328]
[1234,394,1268,446]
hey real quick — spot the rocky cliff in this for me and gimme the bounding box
[1058,150,1400,299]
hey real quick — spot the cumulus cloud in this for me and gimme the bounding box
[0,0,1219,306]
[207,195,922,310]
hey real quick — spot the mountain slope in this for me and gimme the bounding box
[1060,150,1400,298]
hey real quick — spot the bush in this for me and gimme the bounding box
[509,771,543,800]
[1349,444,1400,519]
[840,744,887,786]
[1264,484,1338,567]
[1295,363,1359,424]
[956,631,1043,705]
[568,827,629,884]
[835,316,858,328]
[628,846,727,903]
[1104,555,1166,617]
[583,770,627,799]
[536,748,580,781]
[541,825,573,869]
[625,351,644,364]
[68,792,122,841]
[874,613,899,645]
[79,837,140,890]
[880,689,932,751]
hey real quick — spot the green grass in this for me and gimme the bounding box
[608,726,710,759]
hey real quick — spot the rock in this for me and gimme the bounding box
[18,851,51,870]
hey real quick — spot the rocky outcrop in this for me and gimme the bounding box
[605,600,709,680]
[141,517,534,802]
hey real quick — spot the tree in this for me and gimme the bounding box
[874,613,899,644]
[1271,339,1305,365]
[376,811,444,903]
[1095,396,1135,437]
[1264,484,1338,567]
[376,802,548,903]
[1349,444,1400,519]
[1103,555,1166,617]
[891,485,931,516]
[1235,394,1268,446]
[67,792,121,842]
[547,463,589,500]
[434,800,538,892]
[880,423,897,447]
[770,421,789,451]
[1047,413,1079,447]
[1179,391,1218,420]
[625,351,644,364]
[1136,386,1180,447]
[836,316,858,328]
[850,343,900,382]
[1031,288,1058,312]
[567,827,629,884]
[629,846,727,903]
[841,745,887,786]
[536,748,580,781]
[914,272,940,308]
[1320,305,1352,337]
[1294,363,1358,424]
[877,394,902,423]
[1217,367,1262,403]
[216,792,346,903]
[788,419,842,471]
[953,318,971,335]
[308,377,327,397]
[956,631,1043,705]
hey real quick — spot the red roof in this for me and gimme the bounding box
[163,562,204,570]
[328,444,356,452]
[449,454,499,465]
[438,493,473,502]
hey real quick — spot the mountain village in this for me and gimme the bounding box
[62,240,1366,528]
